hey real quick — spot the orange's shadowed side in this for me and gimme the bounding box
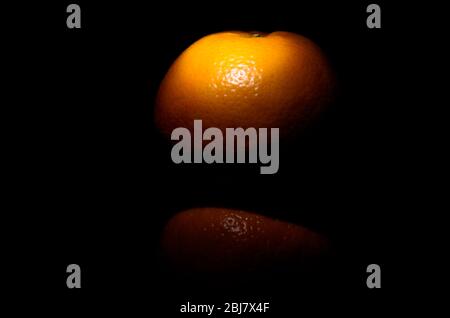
[162,208,329,273]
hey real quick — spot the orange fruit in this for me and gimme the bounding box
[162,208,329,273]
[155,31,335,137]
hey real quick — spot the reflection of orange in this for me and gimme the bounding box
[162,208,329,273]
[155,31,335,137]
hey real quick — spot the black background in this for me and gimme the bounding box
[7,0,418,315]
